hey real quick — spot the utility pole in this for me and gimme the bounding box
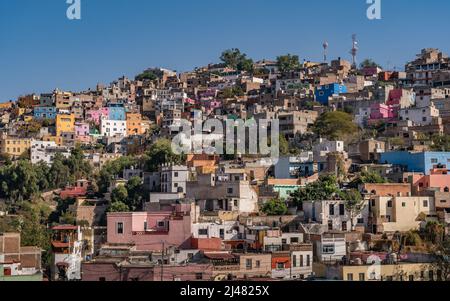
[160,241,165,281]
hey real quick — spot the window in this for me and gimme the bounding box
[306,255,310,267]
[282,239,287,245]
[300,255,304,267]
[174,172,179,178]
[276,262,285,270]
[329,204,335,216]
[402,202,406,207]
[255,261,261,268]
[293,255,297,267]
[227,188,233,194]
[423,200,428,207]
[339,204,345,216]
[198,229,208,236]
[431,158,438,164]
[322,245,335,254]
[195,273,203,280]
[342,221,348,232]
[347,273,354,281]
[246,259,252,270]
[409,275,414,282]
[328,220,333,231]
[144,221,147,231]
[158,221,165,228]
[290,237,299,244]
[117,222,124,234]
[429,271,434,281]
[359,273,365,281]
[387,201,393,208]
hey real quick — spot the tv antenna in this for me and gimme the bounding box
[350,34,358,69]
[323,41,329,63]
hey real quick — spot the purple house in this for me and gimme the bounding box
[75,122,90,137]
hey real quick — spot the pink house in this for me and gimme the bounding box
[106,204,192,252]
[86,108,109,125]
[412,166,450,193]
[369,103,396,124]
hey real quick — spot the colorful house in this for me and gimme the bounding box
[411,165,450,193]
[106,204,192,252]
[126,113,143,136]
[108,104,126,121]
[56,114,75,137]
[380,151,450,175]
[34,106,57,120]
[315,83,347,105]
[86,108,109,125]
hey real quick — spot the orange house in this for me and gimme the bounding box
[412,166,450,193]
[186,154,219,174]
[126,113,143,136]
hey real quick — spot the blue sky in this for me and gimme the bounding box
[1,0,450,101]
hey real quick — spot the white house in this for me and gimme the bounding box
[31,140,71,165]
[161,164,189,194]
[303,200,369,232]
[313,139,345,162]
[100,117,127,137]
[312,232,347,263]
[191,221,239,241]
[398,105,440,126]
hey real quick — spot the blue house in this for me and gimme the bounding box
[380,151,450,175]
[34,106,57,120]
[108,104,126,121]
[315,83,348,105]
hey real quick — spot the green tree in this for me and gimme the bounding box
[349,171,387,188]
[144,139,185,172]
[276,54,301,73]
[135,70,158,81]
[48,153,72,189]
[220,48,253,72]
[312,111,358,140]
[291,175,340,206]
[340,189,365,231]
[360,59,381,69]
[221,86,244,98]
[108,201,130,213]
[126,177,145,211]
[261,199,288,216]
[11,202,52,267]
[97,156,138,193]
[111,186,128,204]
[431,134,450,152]
[279,134,290,156]
[424,221,445,244]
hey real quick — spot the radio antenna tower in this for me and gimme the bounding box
[350,34,358,69]
[323,41,329,63]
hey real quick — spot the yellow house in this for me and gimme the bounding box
[370,196,436,233]
[56,114,75,137]
[43,135,63,146]
[0,136,31,158]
